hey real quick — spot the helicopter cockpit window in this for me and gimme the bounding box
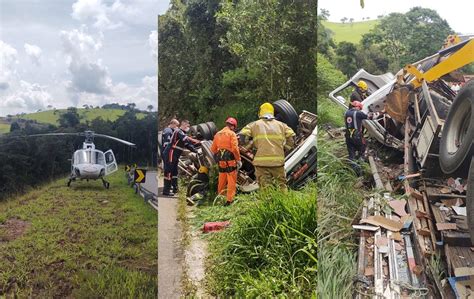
[74,150,105,165]
[105,151,114,164]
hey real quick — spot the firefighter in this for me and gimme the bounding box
[240,103,295,191]
[162,120,199,196]
[350,80,370,105]
[211,117,241,206]
[344,101,371,175]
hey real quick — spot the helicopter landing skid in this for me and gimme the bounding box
[101,178,110,189]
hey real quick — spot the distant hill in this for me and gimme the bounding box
[1,108,148,134]
[322,20,379,44]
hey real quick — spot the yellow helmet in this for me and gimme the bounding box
[259,102,274,118]
[198,166,208,174]
[357,80,368,91]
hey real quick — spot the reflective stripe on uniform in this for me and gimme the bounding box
[253,156,285,162]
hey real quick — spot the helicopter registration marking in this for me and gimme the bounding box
[134,169,146,183]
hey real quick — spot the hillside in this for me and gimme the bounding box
[1,108,147,133]
[322,20,379,44]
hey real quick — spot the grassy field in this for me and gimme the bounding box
[183,183,316,297]
[0,169,157,298]
[322,20,379,44]
[0,123,10,134]
[18,108,147,126]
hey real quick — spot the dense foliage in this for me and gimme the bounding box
[0,109,157,200]
[158,0,316,128]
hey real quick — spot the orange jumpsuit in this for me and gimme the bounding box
[211,126,241,203]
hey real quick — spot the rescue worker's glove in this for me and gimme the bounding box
[237,160,242,170]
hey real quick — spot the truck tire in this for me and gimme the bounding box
[200,140,216,167]
[439,80,474,174]
[467,157,474,245]
[273,100,299,132]
[189,125,198,138]
[197,123,212,140]
[206,122,218,138]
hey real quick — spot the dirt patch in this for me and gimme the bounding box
[0,219,30,242]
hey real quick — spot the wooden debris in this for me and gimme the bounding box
[389,199,408,217]
[353,224,379,231]
[361,215,404,232]
[436,223,457,231]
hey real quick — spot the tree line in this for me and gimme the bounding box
[158,0,316,128]
[0,109,157,200]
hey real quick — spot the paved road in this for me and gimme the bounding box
[141,170,158,195]
[157,172,183,298]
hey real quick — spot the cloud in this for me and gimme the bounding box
[0,40,18,90]
[24,43,42,66]
[60,27,112,95]
[71,0,158,29]
[1,80,52,111]
[148,30,157,61]
[71,0,121,30]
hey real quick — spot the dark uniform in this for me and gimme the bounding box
[161,127,174,154]
[345,108,368,162]
[162,128,197,194]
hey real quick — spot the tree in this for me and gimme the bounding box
[59,107,80,128]
[362,7,452,70]
[335,41,358,77]
[349,18,354,27]
[147,105,154,112]
[319,8,330,20]
[341,17,348,24]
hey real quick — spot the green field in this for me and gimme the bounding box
[0,123,10,134]
[322,20,379,44]
[0,170,157,297]
[21,108,146,125]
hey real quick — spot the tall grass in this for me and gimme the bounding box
[194,184,316,297]
[317,133,368,297]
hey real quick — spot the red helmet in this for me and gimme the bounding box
[352,101,363,110]
[225,117,238,127]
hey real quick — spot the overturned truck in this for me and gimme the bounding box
[158,100,317,195]
[330,35,474,297]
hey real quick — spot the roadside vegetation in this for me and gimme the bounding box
[186,184,316,297]
[0,169,157,298]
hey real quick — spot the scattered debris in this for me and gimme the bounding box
[203,221,230,233]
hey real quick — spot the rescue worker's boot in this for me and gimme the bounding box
[172,178,179,194]
[162,180,174,196]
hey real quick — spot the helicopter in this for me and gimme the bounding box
[30,130,136,188]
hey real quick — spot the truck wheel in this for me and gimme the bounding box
[273,100,299,132]
[200,140,216,167]
[440,80,474,174]
[467,157,474,245]
[197,123,212,140]
[189,125,198,137]
[206,122,218,138]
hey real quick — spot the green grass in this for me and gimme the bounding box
[0,123,10,134]
[16,108,146,126]
[188,183,316,297]
[322,20,379,44]
[0,169,157,298]
[317,131,371,298]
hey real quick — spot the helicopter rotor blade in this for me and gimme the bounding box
[94,133,136,147]
[27,132,84,137]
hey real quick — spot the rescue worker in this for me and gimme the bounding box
[162,120,199,196]
[350,80,370,105]
[344,101,372,175]
[241,103,295,191]
[211,117,241,206]
[161,119,179,154]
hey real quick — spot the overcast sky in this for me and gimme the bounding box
[0,0,160,116]
[319,0,473,34]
